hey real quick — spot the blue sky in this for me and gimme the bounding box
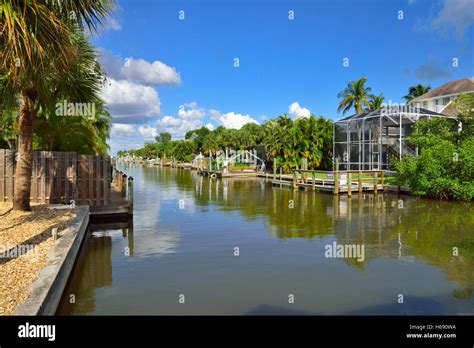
[94,0,474,154]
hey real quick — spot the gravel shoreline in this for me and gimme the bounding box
[0,203,75,315]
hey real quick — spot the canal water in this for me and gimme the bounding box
[58,165,474,315]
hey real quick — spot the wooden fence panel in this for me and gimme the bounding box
[0,150,111,206]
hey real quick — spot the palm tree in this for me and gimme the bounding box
[263,120,282,161]
[337,77,372,114]
[403,84,431,102]
[1,0,115,211]
[202,134,220,158]
[367,93,385,110]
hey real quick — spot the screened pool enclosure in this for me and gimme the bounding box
[333,106,456,171]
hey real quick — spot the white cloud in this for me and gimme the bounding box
[415,0,474,39]
[205,123,215,131]
[288,102,311,119]
[177,102,205,119]
[101,78,161,123]
[121,58,181,86]
[432,0,474,38]
[156,116,203,139]
[111,123,137,137]
[99,50,182,123]
[107,18,122,31]
[99,50,181,86]
[99,50,125,80]
[155,102,206,138]
[138,124,158,140]
[209,110,259,129]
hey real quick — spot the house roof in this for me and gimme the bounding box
[335,106,448,123]
[410,78,474,103]
[439,103,459,117]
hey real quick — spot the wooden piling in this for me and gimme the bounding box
[373,172,378,193]
[121,173,127,197]
[381,171,385,192]
[273,158,277,181]
[347,172,352,197]
[358,171,363,194]
[127,176,134,215]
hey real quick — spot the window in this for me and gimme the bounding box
[443,97,450,105]
[422,101,428,108]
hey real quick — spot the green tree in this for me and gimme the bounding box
[393,117,474,200]
[173,140,197,162]
[155,132,172,144]
[1,0,115,211]
[452,93,474,140]
[185,126,211,150]
[337,77,372,114]
[202,133,220,157]
[403,84,431,102]
[367,93,385,110]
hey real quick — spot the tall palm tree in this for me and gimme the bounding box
[337,77,372,114]
[403,84,431,102]
[367,93,385,110]
[202,134,220,158]
[0,0,115,211]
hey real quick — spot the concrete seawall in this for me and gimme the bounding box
[14,206,89,315]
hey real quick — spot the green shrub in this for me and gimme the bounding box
[393,118,474,201]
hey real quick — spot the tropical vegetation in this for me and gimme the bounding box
[0,0,116,210]
[337,77,385,114]
[403,84,431,102]
[118,114,334,172]
[393,93,474,201]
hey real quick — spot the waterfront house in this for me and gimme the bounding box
[409,78,474,115]
[333,106,456,171]
[333,78,473,171]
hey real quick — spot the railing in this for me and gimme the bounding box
[113,169,134,214]
[292,169,385,195]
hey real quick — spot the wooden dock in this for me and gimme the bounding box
[271,169,386,195]
[197,169,258,178]
[89,170,133,218]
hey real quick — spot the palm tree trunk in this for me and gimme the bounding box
[13,90,36,211]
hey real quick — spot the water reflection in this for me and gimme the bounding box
[58,166,474,314]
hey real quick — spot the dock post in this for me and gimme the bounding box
[334,159,339,195]
[358,171,363,194]
[312,172,315,191]
[348,171,352,197]
[273,158,277,181]
[117,171,123,190]
[279,167,282,181]
[121,173,127,197]
[293,170,298,189]
[127,176,134,215]
[373,172,378,193]
[112,162,116,182]
[381,171,385,192]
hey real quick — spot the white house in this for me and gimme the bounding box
[409,78,474,115]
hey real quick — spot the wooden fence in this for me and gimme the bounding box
[0,150,111,206]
